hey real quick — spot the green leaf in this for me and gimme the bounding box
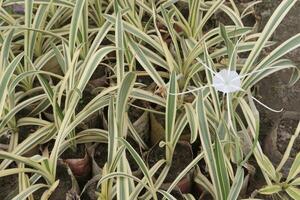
[257,150,278,181]
[0,151,50,178]
[104,14,163,54]
[243,34,300,89]
[0,168,40,177]
[257,34,300,69]
[0,28,14,71]
[69,0,86,57]
[131,88,165,106]
[214,130,230,199]
[227,167,244,200]
[277,121,300,172]
[116,72,136,136]
[98,172,152,194]
[183,194,197,200]
[184,103,198,143]
[166,72,177,146]
[3,0,74,8]
[116,11,125,84]
[158,190,177,200]
[29,4,48,58]
[128,39,165,87]
[24,0,34,63]
[286,186,300,200]
[12,184,49,200]
[219,24,236,70]
[172,113,188,147]
[290,177,300,186]
[107,96,117,168]
[160,7,182,66]
[79,0,89,57]
[195,0,225,36]
[0,54,23,116]
[50,44,113,175]
[168,152,205,193]
[40,180,60,200]
[242,0,297,74]
[0,94,47,133]
[259,185,282,195]
[196,91,223,200]
[77,46,115,92]
[115,72,137,199]
[119,138,155,190]
[203,44,221,119]
[194,166,215,198]
[0,124,54,170]
[188,0,202,35]
[287,152,300,182]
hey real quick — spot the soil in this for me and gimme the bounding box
[31,163,74,200]
[0,133,10,154]
[60,144,92,190]
[277,118,300,158]
[49,163,73,200]
[93,143,108,169]
[60,143,86,160]
[255,0,300,118]
[244,1,300,199]
[94,139,142,172]
[0,175,18,199]
[125,138,142,172]
[147,141,193,183]
[18,125,38,143]
[128,100,146,123]
[128,99,151,144]
[76,91,102,131]
[256,0,300,164]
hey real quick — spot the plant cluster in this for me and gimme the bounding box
[0,0,299,199]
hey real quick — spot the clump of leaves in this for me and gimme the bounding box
[0,0,299,200]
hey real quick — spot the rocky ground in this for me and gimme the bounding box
[255,0,300,166]
[248,1,300,199]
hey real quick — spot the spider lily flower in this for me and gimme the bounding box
[167,68,242,95]
[168,61,283,113]
[212,69,241,93]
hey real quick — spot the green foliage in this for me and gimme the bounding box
[0,0,299,199]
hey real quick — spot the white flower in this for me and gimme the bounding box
[168,63,282,113]
[212,69,241,94]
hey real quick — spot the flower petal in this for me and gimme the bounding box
[212,69,241,93]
